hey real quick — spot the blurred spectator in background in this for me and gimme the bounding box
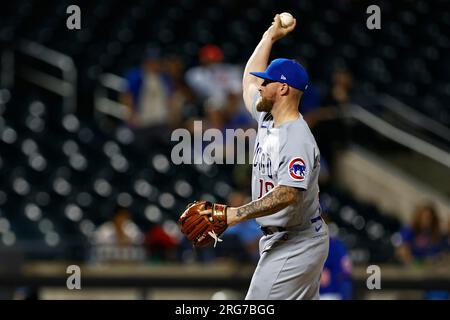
[428,218,450,300]
[144,224,179,263]
[217,191,260,263]
[302,83,339,131]
[185,44,242,106]
[94,206,143,246]
[320,210,353,300]
[323,68,354,107]
[13,286,38,300]
[184,44,253,165]
[91,206,145,263]
[185,44,252,130]
[120,47,173,148]
[204,91,254,132]
[446,219,450,252]
[306,68,353,176]
[203,93,255,166]
[396,202,445,265]
[162,54,199,130]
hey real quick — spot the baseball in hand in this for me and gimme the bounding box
[280,12,295,28]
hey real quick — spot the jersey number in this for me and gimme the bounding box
[258,179,274,199]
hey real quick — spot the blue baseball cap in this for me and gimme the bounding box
[250,58,309,91]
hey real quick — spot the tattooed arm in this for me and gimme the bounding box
[226,185,301,226]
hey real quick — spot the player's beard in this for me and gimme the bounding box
[256,97,274,112]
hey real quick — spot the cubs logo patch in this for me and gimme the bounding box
[289,157,307,181]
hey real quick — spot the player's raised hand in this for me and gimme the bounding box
[264,14,296,42]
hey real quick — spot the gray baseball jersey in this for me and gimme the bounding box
[245,93,329,300]
[250,94,321,228]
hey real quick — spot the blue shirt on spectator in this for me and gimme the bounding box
[124,67,173,110]
[320,237,353,300]
[399,227,445,260]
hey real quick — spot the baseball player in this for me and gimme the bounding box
[199,14,329,300]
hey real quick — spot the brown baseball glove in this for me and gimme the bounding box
[178,200,228,247]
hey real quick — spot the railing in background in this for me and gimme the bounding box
[348,104,450,168]
[90,244,147,263]
[378,94,450,144]
[94,73,130,121]
[16,40,77,114]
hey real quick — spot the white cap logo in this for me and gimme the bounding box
[280,74,287,80]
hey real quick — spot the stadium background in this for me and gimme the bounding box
[0,0,449,300]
